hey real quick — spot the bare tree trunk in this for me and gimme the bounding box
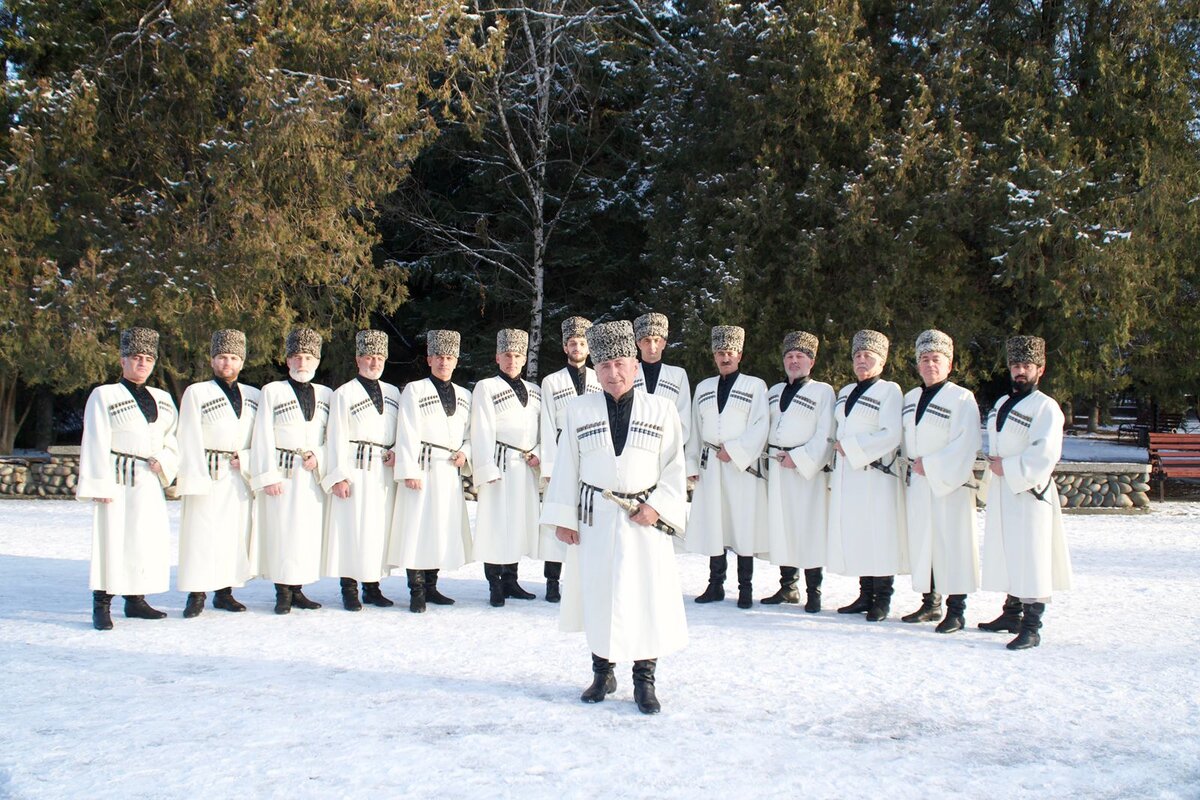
[1087,397,1101,434]
[33,389,55,450]
[529,223,546,380]
[0,376,34,455]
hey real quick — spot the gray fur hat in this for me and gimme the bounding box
[851,329,889,361]
[1007,335,1046,366]
[426,330,461,358]
[561,316,593,340]
[209,329,246,359]
[915,329,953,361]
[634,312,669,341]
[496,329,529,355]
[586,321,638,364]
[355,329,388,357]
[120,327,159,358]
[285,328,322,359]
[711,325,745,352]
[782,331,819,359]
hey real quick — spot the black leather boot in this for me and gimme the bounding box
[340,578,362,612]
[760,566,800,605]
[544,561,562,603]
[424,570,455,605]
[92,590,113,630]
[837,577,873,614]
[632,659,661,714]
[978,594,1023,633]
[866,576,894,622]
[213,587,246,612]
[291,585,322,610]
[362,582,394,608]
[580,653,616,703]
[936,594,967,634]
[502,563,536,600]
[694,554,727,603]
[484,563,505,607]
[183,592,206,618]
[124,595,167,620]
[273,583,292,615]
[736,555,754,609]
[406,569,427,613]
[1007,602,1044,650]
[804,568,823,613]
[902,592,943,623]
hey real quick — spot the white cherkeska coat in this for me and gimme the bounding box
[764,378,835,568]
[981,390,1073,598]
[77,383,179,595]
[684,373,770,557]
[827,379,909,577]
[321,378,400,582]
[388,378,474,571]
[633,362,692,443]
[538,365,601,561]
[250,380,332,585]
[175,380,260,592]
[470,376,542,563]
[901,382,982,594]
[541,391,688,662]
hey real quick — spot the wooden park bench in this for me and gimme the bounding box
[1119,410,1185,446]
[1148,433,1200,501]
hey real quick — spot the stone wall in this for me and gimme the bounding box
[0,447,80,497]
[971,460,1151,512]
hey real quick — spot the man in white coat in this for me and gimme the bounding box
[251,328,332,615]
[388,330,473,612]
[762,331,834,612]
[176,329,260,618]
[538,316,601,602]
[631,312,691,442]
[322,330,400,612]
[980,335,1072,650]
[899,330,982,634]
[470,329,542,607]
[78,327,179,630]
[542,320,688,714]
[829,329,908,622]
[686,325,770,609]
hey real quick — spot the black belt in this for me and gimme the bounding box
[276,447,311,476]
[350,439,393,470]
[494,440,533,472]
[204,448,238,479]
[1027,479,1053,505]
[869,452,901,478]
[700,441,764,479]
[578,481,675,536]
[419,440,463,470]
[111,450,151,486]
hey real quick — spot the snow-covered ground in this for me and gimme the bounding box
[2,499,1198,799]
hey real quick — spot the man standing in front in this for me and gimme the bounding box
[176,329,260,618]
[685,325,770,609]
[828,329,908,622]
[251,328,332,614]
[980,335,1072,650]
[538,316,601,602]
[388,330,473,612]
[77,327,179,630]
[899,330,982,634]
[470,329,542,607]
[761,331,835,611]
[542,320,688,715]
[322,330,400,612]
[631,312,691,442]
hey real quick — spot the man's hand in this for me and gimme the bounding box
[404,478,423,491]
[147,457,163,476]
[93,497,113,505]
[779,452,797,470]
[988,456,1005,477]
[834,441,846,456]
[716,445,732,463]
[332,480,351,499]
[630,503,660,528]
[451,451,466,468]
[230,455,240,470]
[527,454,541,469]
[382,450,396,468]
[687,474,699,483]
[555,526,580,545]
[264,482,284,497]
[301,452,317,472]
[912,457,925,476]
